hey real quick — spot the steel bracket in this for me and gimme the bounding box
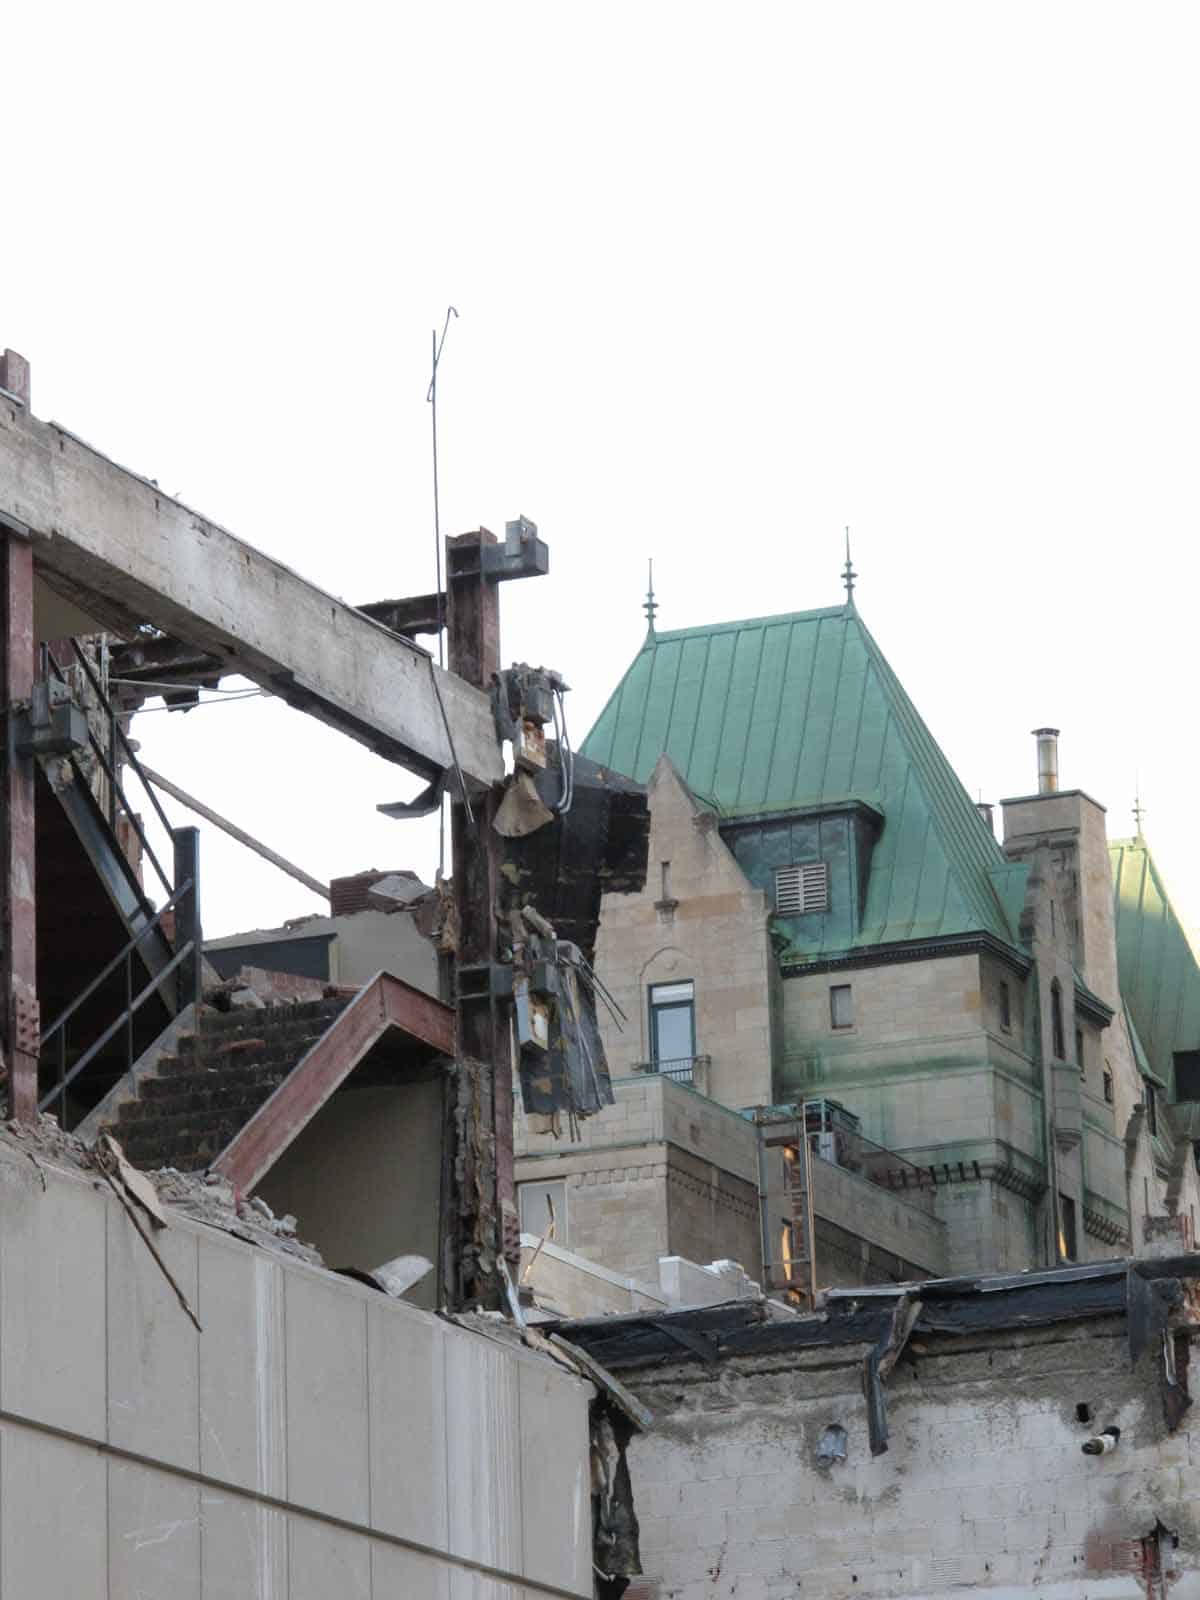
[447,518,549,584]
[14,697,89,758]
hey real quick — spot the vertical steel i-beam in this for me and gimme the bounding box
[447,528,518,1302]
[172,826,202,1014]
[2,527,38,1119]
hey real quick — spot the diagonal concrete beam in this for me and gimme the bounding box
[0,402,502,785]
[212,970,456,1194]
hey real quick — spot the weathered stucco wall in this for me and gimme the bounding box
[207,907,440,993]
[0,1144,592,1599]
[619,1315,1200,1600]
[255,1076,443,1310]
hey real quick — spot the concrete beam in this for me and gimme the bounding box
[0,404,503,785]
[212,970,456,1194]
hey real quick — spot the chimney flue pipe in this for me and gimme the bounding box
[1033,728,1060,794]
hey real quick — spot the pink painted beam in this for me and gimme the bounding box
[212,971,455,1194]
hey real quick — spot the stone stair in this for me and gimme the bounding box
[103,997,349,1172]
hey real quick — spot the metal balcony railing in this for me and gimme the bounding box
[633,1054,712,1088]
[806,1119,938,1209]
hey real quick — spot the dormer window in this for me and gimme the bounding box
[775,861,829,915]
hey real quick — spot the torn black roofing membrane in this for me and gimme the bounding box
[553,1255,1200,1452]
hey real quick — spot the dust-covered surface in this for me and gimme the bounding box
[0,1110,325,1265]
[578,1305,1200,1600]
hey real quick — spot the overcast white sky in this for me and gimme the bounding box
[4,3,1198,938]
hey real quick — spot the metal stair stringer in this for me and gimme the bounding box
[40,752,178,1005]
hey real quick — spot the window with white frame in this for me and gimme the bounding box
[775,861,829,915]
[649,980,696,1067]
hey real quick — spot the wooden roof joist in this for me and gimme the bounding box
[0,404,503,786]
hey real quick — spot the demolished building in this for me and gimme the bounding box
[558,1250,1200,1600]
[0,346,650,1595]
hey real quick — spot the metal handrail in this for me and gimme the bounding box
[44,644,173,898]
[38,938,196,1117]
[35,645,203,1127]
[68,638,175,841]
[39,879,193,1047]
[76,723,173,900]
[635,1054,711,1083]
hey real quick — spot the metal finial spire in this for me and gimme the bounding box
[842,527,857,603]
[643,559,658,635]
[1133,780,1146,840]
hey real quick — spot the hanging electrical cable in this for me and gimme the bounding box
[551,680,574,815]
[427,304,459,875]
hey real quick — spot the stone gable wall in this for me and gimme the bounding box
[593,757,775,1110]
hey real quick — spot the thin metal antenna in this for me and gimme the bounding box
[428,306,458,672]
[427,305,458,876]
[1133,776,1146,840]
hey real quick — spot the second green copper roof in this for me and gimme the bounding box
[582,604,1020,952]
[1111,837,1200,1094]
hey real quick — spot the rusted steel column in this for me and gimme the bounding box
[172,827,203,1016]
[2,528,39,1119]
[447,528,517,1303]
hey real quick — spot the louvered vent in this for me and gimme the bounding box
[775,861,829,915]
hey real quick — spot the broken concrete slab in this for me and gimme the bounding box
[365,873,428,911]
[0,404,503,786]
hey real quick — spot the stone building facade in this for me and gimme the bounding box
[514,1071,948,1315]
[558,595,1200,1287]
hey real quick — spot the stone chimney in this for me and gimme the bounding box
[1000,733,1119,1004]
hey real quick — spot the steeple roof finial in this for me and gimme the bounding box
[643,558,658,636]
[1133,779,1146,841]
[842,527,857,605]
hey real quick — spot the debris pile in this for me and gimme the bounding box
[0,1111,324,1265]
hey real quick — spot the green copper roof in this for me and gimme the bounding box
[1111,837,1200,1095]
[583,604,1020,951]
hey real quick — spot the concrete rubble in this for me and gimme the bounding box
[0,1108,326,1266]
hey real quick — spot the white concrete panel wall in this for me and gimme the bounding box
[0,1148,593,1600]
